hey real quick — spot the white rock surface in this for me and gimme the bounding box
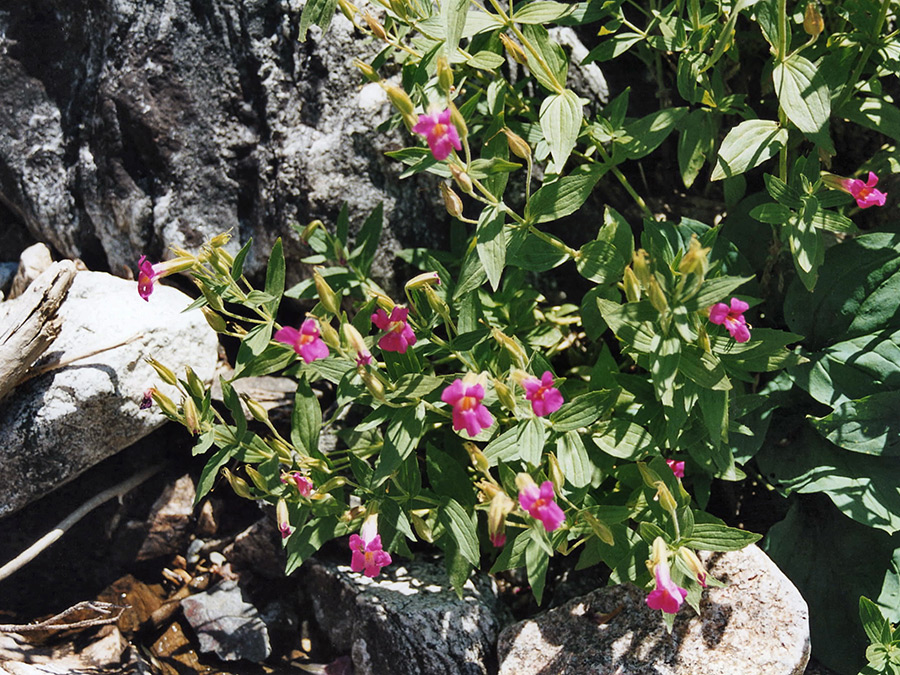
[0,270,217,517]
[498,544,810,675]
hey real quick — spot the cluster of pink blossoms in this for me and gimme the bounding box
[349,517,393,578]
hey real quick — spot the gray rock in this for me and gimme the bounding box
[0,0,446,292]
[304,559,510,675]
[8,243,53,300]
[0,270,217,517]
[136,474,196,561]
[181,579,271,662]
[0,263,19,297]
[498,544,810,675]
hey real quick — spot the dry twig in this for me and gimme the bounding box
[0,601,127,633]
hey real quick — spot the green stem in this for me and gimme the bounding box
[592,143,654,219]
[527,224,579,259]
[835,0,892,111]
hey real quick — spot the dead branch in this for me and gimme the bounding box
[0,601,127,633]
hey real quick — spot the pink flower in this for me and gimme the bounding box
[518,481,566,532]
[372,307,417,354]
[522,372,564,417]
[356,351,373,367]
[277,499,292,539]
[646,560,688,614]
[281,472,313,497]
[490,532,507,548]
[708,297,751,343]
[412,109,462,161]
[441,379,494,437]
[349,518,392,578]
[666,459,685,479]
[842,172,887,209]
[275,318,330,363]
[140,389,154,410]
[137,256,161,301]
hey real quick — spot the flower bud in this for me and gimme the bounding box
[276,498,292,538]
[299,220,323,244]
[440,183,464,218]
[223,467,254,499]
[697,325,711,353]
[423,285,452,326]
[201,307,228,333]
[205,247,232,277]
[318,320,340,348]
[363,12,388,40]
[491,327,527,366]
[354,59,380,83]
[245,465,270,493]
[184,366,205,399]
[208,232,232,249]
[314,269,341,315]
[199,284,224,311]
[271,437,296,463]
[406,271,442,290]
[436,55,454,93]
[493,378,517,412]
[241,394,270,424]
[411,512,434,543]
[581,511,615,546]
[342,323,372,366]
[649,536,669,568]
[449,165,474,194]
[503,128,531,160]
[647,276,669,314]
[623,266,641,302]
[677,547,709,587]
[146,357,178,386]
[182,395,201,435]
[654,481,679,518]
[383,82,415,117]
[315,476,348,493]
[449,103,468,140]
[803,2,824,37]
[388,0,408,20]
[498,33,527,65]
[488,492,515,547]
[632,250,652,288]
[151,389,180,420]
[678,235,710,278]
[515,472,537,494]
[360,369,386,400]
[463,441,490,474]
[547,453,565,494]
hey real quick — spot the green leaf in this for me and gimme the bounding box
[576,239,624,285]
[682,522,761,551]
[484,426,521,466]
[507,230,569,272]
[525,165,607,224]
[682,275,753,312]
[453,248,487,300]
[556,430,593,488]
[512,1,575,23]
[598,206,635,265]
[860,597,890,645]
[219,378,247,440]
[591,419,653,460]
[518,417,546,466]
[468,157,522,179]
[540,89,583,168]
[285,516,340,574]
[583,32,643,63]
[750,203,793,225]
[291,376,321,457]
[467,50,506,70]
[389,374,445,401]
[678,109,714,188]
[298,0,338,40]
[711,120,788,181]
[597,298,656,353]
[441,0,468,60]
[773,54,831,140]
[678,346,731,390]
[549,390,617,432]
[619,108,688,160]
[427,444,476,507]
[526,532,551,604]
[349,203,383,277]
[231,238,253,281]
[372,403,426,484]
[439,497,480,566]
[522,24,567,93]
[264,238,285,316]
[195,445,237,504]
[491,528,530,572]
[233,343,296,379]
[811,392,900,457]
[476,206,506,291]
[838,98,900,143]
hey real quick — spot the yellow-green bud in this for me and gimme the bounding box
[205,247,232,277]
[440,183,464,218]
[654,481,679,517]
[184,366,205,399]
[499,33,528,65]
[422,285,452,326]
[632,250,652,288]
[318,320,340,349]
[463,441,490,474]
[488,492,515,545]
[449,103,468,140]
[182,395,201,435]
[388,0,408,20]
[363,12,388,40]
[677,546,709,586]
[623,266,641,302]
[146,357,178,386]
[354,59,380,83]
[223,468,254,499]
[201,307,228,333]
[637,461,663,488]
[151,389,179,420]
[270,437,295,463]
[647,276,669,314]
[208,232,232,248]
[383,82,415,117]
[276,498,291,536]
[314,269,341,315]
[697,325,711,353]
[436,55,454,93]
[198,284,224,312]
[337,0,356,21]
[503,128,531,160]
[244,466,269,493]
[241,394,270,424]
[411,512,434,543]
[406,271,442,291]
[547,453,565,494]
[299,220,323,244]
[491,327,527,366]
[315,476,348,493]
[493,378,517,412]
[360,369,386,400]
[449,165,474,194]
[581,511,615,546]
[678,235,710,278]
[803,2,824,37]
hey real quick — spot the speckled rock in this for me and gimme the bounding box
[498,544,810,675]
[0,270,217,517]
[303,559,511,675]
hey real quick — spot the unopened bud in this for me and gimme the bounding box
[449,165,474,194]
[354,59,380,83]
[271,437,295,463]
[182,395,201,435]
[184,366,205,399]
[245,466,269,493]
[623,266,641,302]
[678,547,709,587]
[151,389,179,420]
[388,0,408,19]
[276,498,292,538]
[315,476,348,493]
[423,285,452,326]
[440,183,464,218]
[491,327,527,366]
[678,235,711,278]
[342,323,372,363]
[406,271,442,290]
[463,441,490,474]
[493,378,517,412]
[241,394,270,424]
[205,247,232,277]
[632,250,652,288]
[649,536,669,568]
[499,33,528,65]
[647,277,669,313]
[314,269,341,315]
[299,220,323,244]
[803,2,824,37]
[318,320,340,348]
[449,103,468,140]
[581,511,615,546]
[411,512,434,543]
[199,284,224,311]
[363,12,388,40]
[208,232,232,248]
[383,82,415,117]
[360,369,386,400]
[637,461,663,488]
[503,128,531,160]
[547,453,565,494]
[436,55,454,93]
[223,468,254,499]
[697,325,711,353]
[488,492,515,547]
[336,0,356,21]
[201,307,228,333]
[146,357,178,386]
[654,481,679,517]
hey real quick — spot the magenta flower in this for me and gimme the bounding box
[842,172,887,209]
[281,472,313,497]
[277,499,292,540]
[275,318,330,363]
[518,481,566,532]
[646,560,688,614]
[137,256,161,301]
[412,109,462,161]
[442,378,494,437]
[140,389,154,410]
[708,297,751,343]
[372,307,417,354]
[349,518,392,578]
[522,372,564,417]
[666,459,685,479]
